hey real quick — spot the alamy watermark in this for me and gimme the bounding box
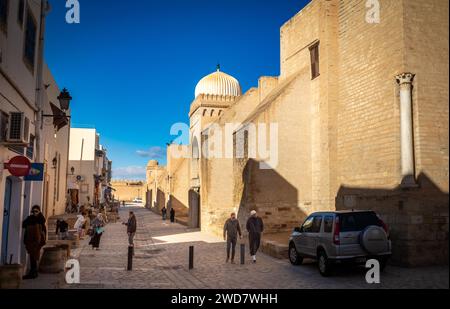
[365,259,381,284]
[65,259,80,284]
[169,122,279,170]
[66,0,81,24]
[365,0,380,24]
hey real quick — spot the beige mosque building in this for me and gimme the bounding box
[146,0,449,266]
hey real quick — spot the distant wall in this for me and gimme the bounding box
[111,181,146,202]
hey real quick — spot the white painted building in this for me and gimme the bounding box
[68,128,112,207]
[0,0,71,269]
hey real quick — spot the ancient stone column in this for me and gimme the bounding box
[396,72,416,187]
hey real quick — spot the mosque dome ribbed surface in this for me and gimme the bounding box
[195,68,241,98]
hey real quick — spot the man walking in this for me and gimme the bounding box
[246,210,264,263]
[123,211,137,247]
[170,207,176,223]
[223,213,242,264]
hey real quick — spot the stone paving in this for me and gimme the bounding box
[22,206,449,289]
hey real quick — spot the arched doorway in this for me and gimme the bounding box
[189,137,201,228]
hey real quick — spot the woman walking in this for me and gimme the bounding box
[170,208,176,223]
[89,213,105,250]
[74,212,87,240]
[22,205,47,279]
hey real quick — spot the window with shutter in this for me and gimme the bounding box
[24,8,37,71]
[309,42,320,79]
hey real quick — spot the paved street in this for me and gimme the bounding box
[22,206,448,289]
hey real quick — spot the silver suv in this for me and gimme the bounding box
[288,210,391,276]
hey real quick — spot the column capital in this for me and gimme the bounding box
[396,72,415,85]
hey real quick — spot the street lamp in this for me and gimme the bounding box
[42,88,73,132]
[57,88,72,111]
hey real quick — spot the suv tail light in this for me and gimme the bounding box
[333,216,340,245]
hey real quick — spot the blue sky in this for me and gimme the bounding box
[45,0,309,180]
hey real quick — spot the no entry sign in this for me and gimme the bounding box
[4,156,31,177]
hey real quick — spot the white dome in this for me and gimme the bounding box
[195,69,241,98]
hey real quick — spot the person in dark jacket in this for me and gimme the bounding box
[170,208,175,223]
[246,210,264,263]
[123,211,137,246]
[22,205,47,279]
[161,206,167,221]
[223,213,242,263]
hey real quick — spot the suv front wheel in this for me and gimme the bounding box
[289,243,303,265]
[318,250,332,277]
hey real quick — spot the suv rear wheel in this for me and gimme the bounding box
[289,243,303,265]
[318,250,332,277]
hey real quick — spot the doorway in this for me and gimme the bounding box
[188,188,200,229]
[1,178,12,265]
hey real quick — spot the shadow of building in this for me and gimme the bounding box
[336,173,449,266]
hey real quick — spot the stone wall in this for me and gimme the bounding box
[335,0,449,265]
[167,147,190,218]
[111,181,146,202]
[166,0,449,266]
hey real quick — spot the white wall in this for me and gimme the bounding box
[69,128,97,161]
[0,0,43,265]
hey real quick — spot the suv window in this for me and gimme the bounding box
[301,216,314,233]
[311,216,322,233]
[323,216,333,233]
[339,212,381,232]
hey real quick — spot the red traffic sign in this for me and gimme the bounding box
[4,156,31,177]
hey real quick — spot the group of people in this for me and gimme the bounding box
[161,206,175,223]
[223,210,264,264]
[65,208,107,251]
[20,204,264,280]
[21,204,108,280]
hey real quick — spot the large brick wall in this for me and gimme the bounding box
[165,0,448,266]
[334,0,449,266]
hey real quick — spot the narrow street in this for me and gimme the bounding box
[22,206,449,289]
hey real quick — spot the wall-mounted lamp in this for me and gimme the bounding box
[52,157,58,169]
[71,166,75,175]
[57,88,72,111]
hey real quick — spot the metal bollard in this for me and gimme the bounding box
[240,244,245,265]
[127,246,133,271]
[189,246,194,270]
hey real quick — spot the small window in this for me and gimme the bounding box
[301,216,314,233]
[309,42,320,79]
[311,216,323,233]
[324,216,334,233]
[0,0,8,34]
[24,9,37,71]
[17,0,24,27]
